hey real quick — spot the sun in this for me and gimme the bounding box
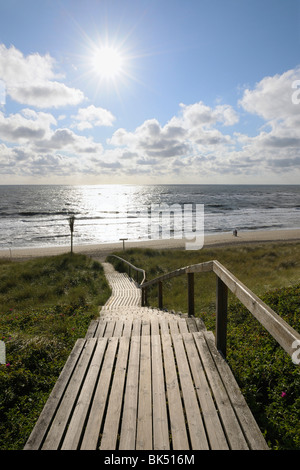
[91,45,125,80]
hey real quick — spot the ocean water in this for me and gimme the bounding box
[0,184,299,250]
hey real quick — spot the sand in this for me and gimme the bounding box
[0,228,300,262]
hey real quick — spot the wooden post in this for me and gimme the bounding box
[142,283,148,306]
[187,273,194,317]
[158,281,163,309]
[216,276,228,358]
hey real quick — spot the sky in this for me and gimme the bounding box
[0,0,299,185]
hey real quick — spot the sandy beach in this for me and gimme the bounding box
[0,228,299,262]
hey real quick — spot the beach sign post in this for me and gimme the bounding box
[68,215,75,254]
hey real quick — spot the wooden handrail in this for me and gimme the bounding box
[141,259,300,359]
[108,255,146,285]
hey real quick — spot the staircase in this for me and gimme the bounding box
[24,262,269,451]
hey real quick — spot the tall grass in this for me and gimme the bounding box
[0,253,111,450]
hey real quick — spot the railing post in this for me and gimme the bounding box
[216,276,228,358]
[158,281,163,309]
[187,272,194,317]
[142,282,148,307]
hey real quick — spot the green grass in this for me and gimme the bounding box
[0,253,111,450]
[108,241,300,450]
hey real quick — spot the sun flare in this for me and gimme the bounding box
[92,45,124,80]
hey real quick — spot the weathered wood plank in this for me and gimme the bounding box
[24,338,86,450]
[151,334,169,450]
[95,320,107,338]
[132,318,141,336]
[150,317,160,336]
[85,320,99,339]
[80,337,118,450]
[100,337,130,450]
[104,321,116,337]
[171,334,209,450]
[119,335,141,450]
[160,334,189,450]
[112,320,124,337]
[42,338,98,450]
[122,318,133,338]
[193,332,249,450]
[204,331,269,450]
[136,335,152,450]
[182,333,229,450]
[159,317,169,335]
[61,338,108,450]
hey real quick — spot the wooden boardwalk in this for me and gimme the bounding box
[24,263,269,451]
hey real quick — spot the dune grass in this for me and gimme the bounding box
[0,253,111,450]
[109,241,300,450]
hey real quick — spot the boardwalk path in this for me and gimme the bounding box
[24,263,269,451]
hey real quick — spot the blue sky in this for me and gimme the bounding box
[0,0,299,184]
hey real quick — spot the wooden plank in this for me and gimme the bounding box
[186,317,198,333]
[104,320,115,337]
[171,333,209,450]
[42,338,98,450]
[132,318,141,336]
[182,333,229,450]
[85,320,99,339]
[178,319,189,334]
[151,334,169,450]
[80,337,118,450]
[24,338,86,450]
[113,320,124,337]
[204,331,269,450]
[150,317,160,336]
[119,335,141,449]
[136,335,152,450]
[95,320,107,338]
[194,317,206,331]
[100,337,130,450]
[122,318,133,337]
[61,338,108,450]
[169,319,180,335]
[141,319,150,336]
[193,332,249,450]
[159,317,169,335]
[160,334,189,450]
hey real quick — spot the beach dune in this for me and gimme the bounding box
[0,228,299,262]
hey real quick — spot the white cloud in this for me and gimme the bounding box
[0,44,84,108]
[71,105,116,130]
[0,108,56,143]
[239,68,300,121]
[108,101,237,162]
[238,67,300,152]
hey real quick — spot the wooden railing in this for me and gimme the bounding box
[107,255,146,285]
[108,255,300,360]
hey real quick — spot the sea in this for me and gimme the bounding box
[0,184,299,250]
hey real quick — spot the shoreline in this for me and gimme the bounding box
[0,228,300,262]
